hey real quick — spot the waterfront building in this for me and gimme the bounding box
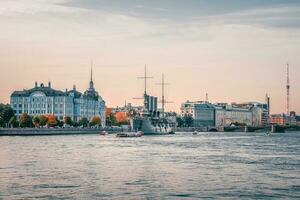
[270,114,297,126]
[270,113,297,126]
[180,101,199,118]
[110,103,144,115]
[10,69,106,127]
[214,103,253,127]
[180,99,269,127]
[270,114,287,126]
[181,101,215,127]
[231,102,269,127]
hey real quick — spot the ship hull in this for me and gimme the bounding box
[140,117,174,135]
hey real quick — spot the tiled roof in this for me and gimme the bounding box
[11,86,65,97]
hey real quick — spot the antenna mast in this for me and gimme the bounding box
[286,64,290,116]
[90,60,93,82]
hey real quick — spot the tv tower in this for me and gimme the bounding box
[205,93,209,102]
[286,64,290,116]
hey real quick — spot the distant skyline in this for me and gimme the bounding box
[0,0,299,113]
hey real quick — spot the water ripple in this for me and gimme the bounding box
[0,132,299,199]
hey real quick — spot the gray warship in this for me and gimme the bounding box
[130,66,175,135]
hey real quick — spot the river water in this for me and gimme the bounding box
[0,132,300,199]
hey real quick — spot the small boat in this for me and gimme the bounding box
[116,131,143,138]
[99,131,108,135]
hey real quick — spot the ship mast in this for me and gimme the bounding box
[157,73,171,118]
[137,65,153,111]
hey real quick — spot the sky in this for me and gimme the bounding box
[0,0,299,114]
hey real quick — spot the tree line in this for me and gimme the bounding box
[5,113,102,128]
[1,103,194,128]
[176,114,194,127]
[0,104,102,128]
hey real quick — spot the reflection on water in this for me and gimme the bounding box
[0,132,300,199]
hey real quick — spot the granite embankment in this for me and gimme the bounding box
[0,127,121,136]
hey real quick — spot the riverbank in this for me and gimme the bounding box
[0,127,122,136]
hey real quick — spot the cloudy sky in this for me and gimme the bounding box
[0,0,299,113]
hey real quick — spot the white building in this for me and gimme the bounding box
[214,104,253,127]
[180,99,269,127]
[231,102,269,127]
[10,69,106,127]
[180,101,204,118]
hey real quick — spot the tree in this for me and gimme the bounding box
[8,116,18,128]
[78,117,89,127]
[64,116,73,125]
[32,115,40,127]
[38,115,48,126]
[115,112,129,125]
[0,104,15,127]
[106,114,117,126]
[90,116,101,126]
[176,117,184,127]
[72,121,79,127]
[19,113,33,128]
[0,104,5,126]
[45,115,58,127]
[127,109,137,118]
[57,117,64,127]
[183,114,194,127]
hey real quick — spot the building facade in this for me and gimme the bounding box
[231,102,269,127]
[10,70,106,127]
[180,101,202,118]
[180,101,219,127]
[296,116,300,126]
[180,99,269,128]
[270,114,287,126]
[270,112,297,126]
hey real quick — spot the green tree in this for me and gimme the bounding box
[72,121,79,127]
[78,117,89,127]
[8,116,18,128]
[0,104,15,127]
[183,114,194,127]
[19,113,33,128]
[38,115,48,126]
[176,117,184,127]
[106,114,117,126]
[90,116,101,126]
[64,116,73,125]
[57,118,64,127]
[32,115,40,127]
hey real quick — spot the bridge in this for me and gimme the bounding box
[223,125,300,133]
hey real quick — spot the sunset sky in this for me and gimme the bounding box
[0,0,299,113]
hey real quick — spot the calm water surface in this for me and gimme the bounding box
[0,132,300,199]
